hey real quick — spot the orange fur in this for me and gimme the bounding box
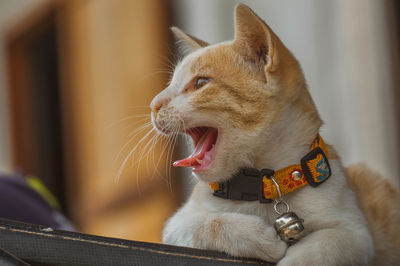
[189,46,277,130]
[346,164,400,265]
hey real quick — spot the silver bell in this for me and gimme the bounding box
[274,211,304,244]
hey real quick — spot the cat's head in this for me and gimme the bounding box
[151,4,322,182]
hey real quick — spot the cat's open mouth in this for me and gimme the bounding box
[173,127,218,171]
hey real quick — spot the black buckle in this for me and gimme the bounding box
[212,168,273,203]
[300,147,331,187]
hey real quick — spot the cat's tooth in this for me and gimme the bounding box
[196,159,203,164]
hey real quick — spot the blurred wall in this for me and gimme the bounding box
[0,0,52,174]
[56,0,177,241]
[0,1,34,173]
[172,0,400,188]
[0,37,11,174]
[1,0,178,242]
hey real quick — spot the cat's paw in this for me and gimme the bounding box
[243,226,287,262]
[207,214,287,262]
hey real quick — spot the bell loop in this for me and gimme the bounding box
[274,199,290,215]
[270,176,291,215]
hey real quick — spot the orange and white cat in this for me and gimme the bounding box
[151,4,400,265]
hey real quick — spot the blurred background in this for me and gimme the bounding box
[0,0,399,243]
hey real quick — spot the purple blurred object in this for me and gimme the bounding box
[0,172,75,231]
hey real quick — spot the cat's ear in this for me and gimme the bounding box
[171,27,208,56]
[233,4,279,72]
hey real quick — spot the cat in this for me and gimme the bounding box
[150,3,400,265]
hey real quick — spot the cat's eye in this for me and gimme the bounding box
[195,77,211,89]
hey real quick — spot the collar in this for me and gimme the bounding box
[209,134,332,203]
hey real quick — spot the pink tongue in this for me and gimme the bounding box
[173,128,217,168]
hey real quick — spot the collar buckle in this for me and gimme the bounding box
[213,168,273,203]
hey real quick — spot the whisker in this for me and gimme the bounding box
[127,121,153,137]
[155,122,175,182]
[165,129,178,190]
[151,122,172,177]
[138,69,173,85]
[143,132,161,173]
[107,115,150,130]
[132,130,158,169]
[164,124,176,189]
[167,125,180,192]
[150,133,163,178]
[113,122,153,164]
[115,127,155,183]
[126,106,152,110]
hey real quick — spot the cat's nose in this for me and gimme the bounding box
[151,89,171,115]
[153,102,163,114]
[151,97,169,115]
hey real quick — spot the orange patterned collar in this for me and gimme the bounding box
[209,134,331,202]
